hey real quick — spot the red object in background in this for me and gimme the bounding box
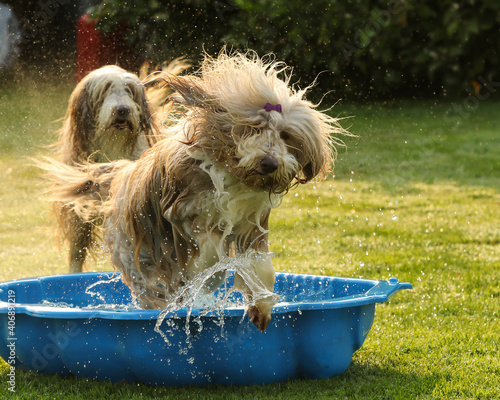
[76,14,102,81]
[76,13,140,81]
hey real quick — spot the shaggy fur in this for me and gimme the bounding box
[55,65,159,274]
[42,51,345,331]
[59,65,158,164]
[140,57,191,113]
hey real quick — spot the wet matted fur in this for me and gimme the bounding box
[42,50,346,331]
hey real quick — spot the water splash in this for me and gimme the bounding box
[85,274,123,302]
[154,250,280,345]
[40,300,141,312]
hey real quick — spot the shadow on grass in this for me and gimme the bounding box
[2,360,437,399]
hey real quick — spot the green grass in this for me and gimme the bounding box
[0,78,499,399]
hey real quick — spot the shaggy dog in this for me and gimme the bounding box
[43,51,345,331]
[55,65,159,273]
[59,65,159,164]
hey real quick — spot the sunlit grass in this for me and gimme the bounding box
[333,100,500,188]
[0,79,499,399]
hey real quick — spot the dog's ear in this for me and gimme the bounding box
[301,162,318,183]
[166,75,214,109]
[301,163,315,183]
[66,83,95,155]
[299,130,334,183]
[301,153,327,183]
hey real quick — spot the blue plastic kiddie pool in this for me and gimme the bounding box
[0,271,411,386]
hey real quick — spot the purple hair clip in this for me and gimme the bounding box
[264,103,282,113]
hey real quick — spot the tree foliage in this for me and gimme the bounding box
[90,0,500,99]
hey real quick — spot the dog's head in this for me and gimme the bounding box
[166,51,345,193]
[66,65,155,156]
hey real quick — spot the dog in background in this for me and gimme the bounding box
[54,63,189,273]
[42,50,346,331]
[58,65,158,165]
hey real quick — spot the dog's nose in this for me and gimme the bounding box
[259,155,279,175]
[114,106,130,120]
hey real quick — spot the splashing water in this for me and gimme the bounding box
[40,300,142,312]
[85,274,122,302]
[154,250,280,346]
[38,253,280,350]
[41,275,142,311]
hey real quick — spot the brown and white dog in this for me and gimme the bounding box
[59,65,159,164]
[42,51,345,331]
[55,65,159,273]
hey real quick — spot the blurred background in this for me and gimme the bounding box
[1,0,500,100]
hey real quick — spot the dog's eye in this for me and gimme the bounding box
[125,84,134,95]
[280,131,291,141]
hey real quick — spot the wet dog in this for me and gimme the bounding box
[42,51,345,331]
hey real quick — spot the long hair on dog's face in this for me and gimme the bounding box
[163,51,343,195]
[59,65,157,164]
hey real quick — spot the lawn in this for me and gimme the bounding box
[0,76,499,399]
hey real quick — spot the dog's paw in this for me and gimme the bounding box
[248,305,271,332]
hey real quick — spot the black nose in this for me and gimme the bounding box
[259,155,279,175]
[114,106,130,120]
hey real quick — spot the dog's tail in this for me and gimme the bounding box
[37,157,130,223]
[36,157,131,268]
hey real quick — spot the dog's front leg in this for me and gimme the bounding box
[190,233,227,293]
[246,242,276,332]
[233,221,276,332]
[174,223,228,297]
